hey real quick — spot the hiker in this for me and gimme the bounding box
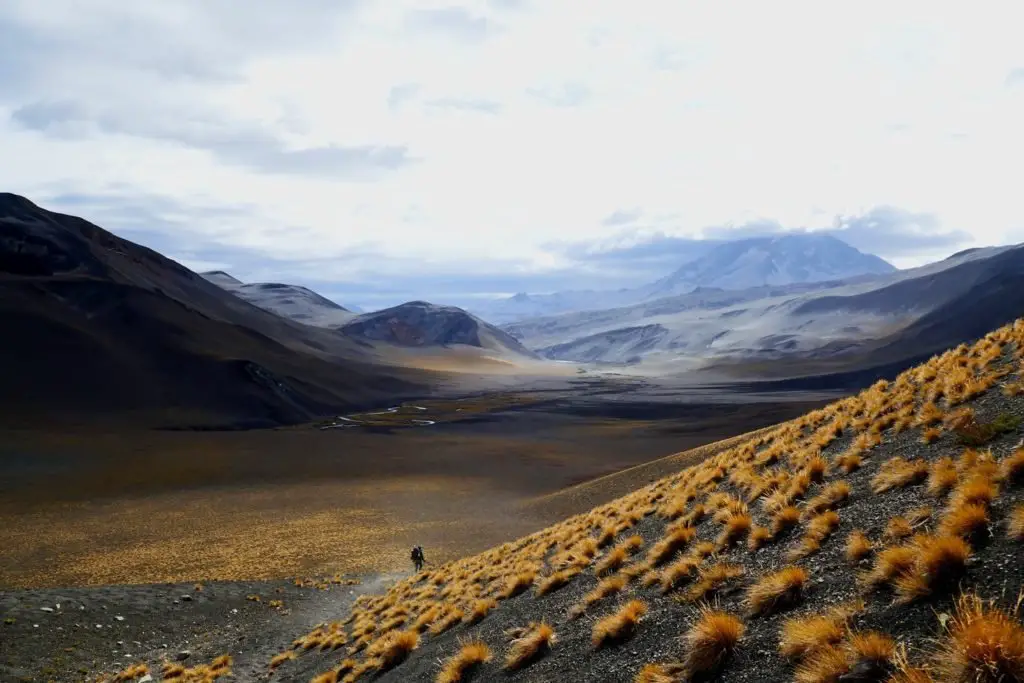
[411,545,425,572]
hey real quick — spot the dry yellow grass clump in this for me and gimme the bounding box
[681,606,745,678]
[366,629,420,671]
[504,621,556,670]
[436,640,492,683]
[745,566,808,616]
[890,592,1024,682]
[592,600,649,648]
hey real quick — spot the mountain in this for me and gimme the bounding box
[642,233,896,298]
[341,301,540,360]
[200,271,356,328]
[504,243,1024,376]
[0,193,431,428]
[469,234,895,324]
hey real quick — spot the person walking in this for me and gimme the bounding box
[410,545,425,572]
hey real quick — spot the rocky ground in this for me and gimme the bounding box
[0,573,401,682]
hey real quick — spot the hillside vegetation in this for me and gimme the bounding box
[107,318,1024,682]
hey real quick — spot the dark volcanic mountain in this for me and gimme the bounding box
[0,193,429,428]
[341,301,540,359]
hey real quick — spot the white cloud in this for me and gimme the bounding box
[2,0,1024,304]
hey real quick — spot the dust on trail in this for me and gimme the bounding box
[236,572,405,682]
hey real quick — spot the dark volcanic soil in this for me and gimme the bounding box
[0,573,401,683]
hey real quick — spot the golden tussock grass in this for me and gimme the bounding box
[772,506,802,535]
[311,671,339,683]
[535,567,580,596]
[745,566,808,617]
[633,663,686,683]
[1001,447,1024,484]
[1008,504,1024,540]
[779,608,850,660]
[594,547,630,577]
[804,482,851,517]
[592,599,648,648]
[872,457,929,493]
[504,622,556,670]
[923,592,1024,683]
[788,510,840,561]
[366,629,420,671]
[683,562,745,603]
[716,512,753,548]
[884,516,915,541]
[921,427,943,444]
[833,453,863,473]
[429,608,466,636]
[569,575,627,619]
[949,473,1000,510]
[436,640,492,683]
[659,556,701,594]
[844,530,873,564]
[111,663,149,681]
[463,597,498,625]
[269,650,296,670]
[499,570,537,599]
[876,534,972,603]
[748,525,773,551]
[939,502,989,541]
[647,525,696,566]
[681,606,744,678]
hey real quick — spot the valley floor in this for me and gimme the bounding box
[0,377,835,681]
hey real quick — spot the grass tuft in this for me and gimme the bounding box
[745,566,808,617]
[592,600,648,648]
[366,629,420,671]
[505,622,556,670]
[463,598,497,625]
[682,606,745,678]
[436,640,492,683]
[930,592,1024,683]
[844,530,874,564]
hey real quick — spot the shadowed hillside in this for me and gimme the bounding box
[0,193,434,428]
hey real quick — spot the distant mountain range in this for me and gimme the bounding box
[200,272,532,361]
[503,243,1024,378]
[468,234,896,324]
[0,194,534,429]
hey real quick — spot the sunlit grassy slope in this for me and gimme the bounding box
[105,318,1024,683]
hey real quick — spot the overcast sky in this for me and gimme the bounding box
[2,1,1023,310]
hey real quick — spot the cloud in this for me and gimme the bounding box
[425,97,502,114]
[12,99,414,179]
[1006,68,1024,87]
[696,207,972,258]
[527,82,591,107]
[601,208,643,226]
[826,206,972,256]
[1,1,1019,310]
[405,7,494,43]
[387,83,421,111]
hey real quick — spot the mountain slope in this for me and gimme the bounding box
[471,234,895,324]
[0,193,430,428]
[200,271,356,328]
[505,244,1024,375]
[341,300,540,360]
[644,233,895,298]
[255,318,1024,682]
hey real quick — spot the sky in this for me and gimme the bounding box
[2,0,1023,310]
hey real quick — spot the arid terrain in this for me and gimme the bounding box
[9,318,1020,683]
